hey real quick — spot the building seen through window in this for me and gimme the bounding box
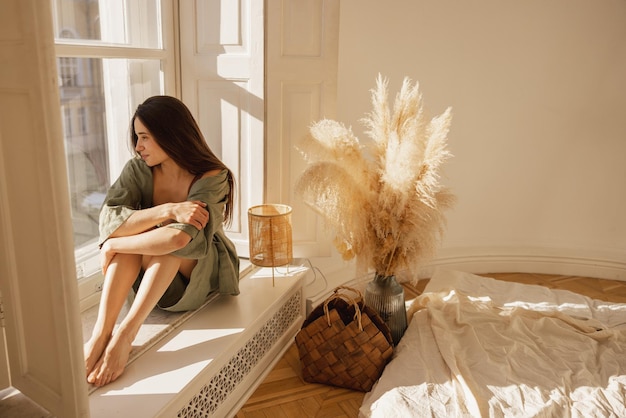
[57,13,108,247]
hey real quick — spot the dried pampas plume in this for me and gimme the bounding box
[295,75,455,282]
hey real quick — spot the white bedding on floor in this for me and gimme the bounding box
[359,269,626,418]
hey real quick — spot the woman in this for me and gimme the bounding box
[84,96,240,387]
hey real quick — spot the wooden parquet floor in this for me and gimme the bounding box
[235,273,626,418]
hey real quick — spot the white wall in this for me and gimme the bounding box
[337,0,626,279]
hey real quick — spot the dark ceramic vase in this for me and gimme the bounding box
[364,273,408,345]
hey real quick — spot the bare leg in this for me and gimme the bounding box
[87,254,183,387]
[84,253,142,378]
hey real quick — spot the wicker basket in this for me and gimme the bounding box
[295,286,394,392]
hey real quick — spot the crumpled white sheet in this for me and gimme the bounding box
[359,269,626,418]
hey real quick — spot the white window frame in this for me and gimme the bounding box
[53,0,177,311]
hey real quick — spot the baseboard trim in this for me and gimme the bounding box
[421,247,626,281]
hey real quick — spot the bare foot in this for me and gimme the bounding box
[84,333,111,378]
[87,332,133,387]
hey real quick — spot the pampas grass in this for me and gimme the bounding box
[295,75,455,282]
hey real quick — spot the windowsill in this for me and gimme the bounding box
[3,260,314,418]
[87,262,307,417]
[81,259,254,373]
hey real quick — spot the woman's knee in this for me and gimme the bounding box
[142,254,182,270]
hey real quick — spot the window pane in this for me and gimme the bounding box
[53,0,161,48]
[58,57,163,248]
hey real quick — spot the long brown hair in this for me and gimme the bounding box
[131,95,235,225]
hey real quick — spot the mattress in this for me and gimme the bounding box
[359,269,626,417]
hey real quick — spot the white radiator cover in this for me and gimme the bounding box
[89,267,307,418]
[177,290,302,417]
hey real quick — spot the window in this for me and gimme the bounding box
[58,56,79,87]
[77,106,88,135]
[52,0,176,305]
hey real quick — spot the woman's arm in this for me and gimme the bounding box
[101,227,192,273]
[101,200,209,273]
[109,200,209,238]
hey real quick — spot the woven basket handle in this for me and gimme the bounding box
[334,285,363,301]
[322,286,364,331]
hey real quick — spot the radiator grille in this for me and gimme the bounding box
[177,290,302,417]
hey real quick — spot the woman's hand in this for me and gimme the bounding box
[169,200,209,230]
[100,240,116,274]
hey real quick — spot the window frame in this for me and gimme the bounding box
[53,0,178,311]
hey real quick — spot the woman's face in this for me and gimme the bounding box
[134,118,168,167]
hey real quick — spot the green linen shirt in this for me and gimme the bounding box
[98,158,240,312]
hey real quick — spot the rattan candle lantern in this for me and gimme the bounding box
[248,204,293,286]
